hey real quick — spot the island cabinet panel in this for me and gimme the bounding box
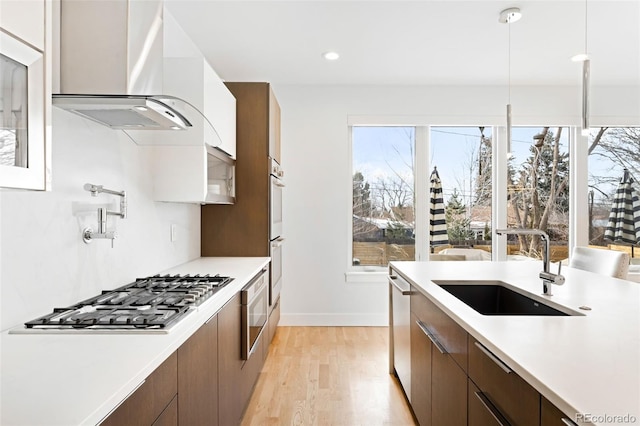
[410,311,433,425]
[178,315,218,426]
[411,287,468,372]
[152,396,177,426]
[541,396,578,426]
[468,380,505,426]
[101,352,177,426]
[468,336,540,426]
[431,348,467,426]
[410,288,467,425]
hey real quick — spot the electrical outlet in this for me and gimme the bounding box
[171,224,177,242]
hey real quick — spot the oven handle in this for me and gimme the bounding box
[242,268,269,305]
[271,176,286,188]
[271,237,285,248]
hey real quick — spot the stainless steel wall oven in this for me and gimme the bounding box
[241,267,269,360]
[269,158,284,306]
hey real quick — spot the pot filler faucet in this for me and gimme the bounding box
[82,183,127,247]
[495,228,565,295]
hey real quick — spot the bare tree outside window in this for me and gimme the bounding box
[588,127,640,256]
[352,127,415,266]
[506,127,569,261]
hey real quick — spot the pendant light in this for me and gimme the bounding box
[499,7,521,156]
[572,0,590,136]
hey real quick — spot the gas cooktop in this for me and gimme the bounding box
[15,274,233,334]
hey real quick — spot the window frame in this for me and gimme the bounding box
[346,115,589,280]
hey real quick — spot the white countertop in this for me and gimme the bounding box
[0,257,270,426]
[390,260,640,426]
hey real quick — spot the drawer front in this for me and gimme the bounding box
[541,397,578,426]
[101,352,178,426]
[410,312,432,426]
[152,395,178,426]
[432,348,467,426]
[411,289,468,372]
[469,379,506,426]
[468,336,540,426]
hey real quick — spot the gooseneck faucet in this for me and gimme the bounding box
[495,228,565,295]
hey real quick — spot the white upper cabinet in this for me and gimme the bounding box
[0,0,45,50]
[163,57,236,158]
[0,0,51,191]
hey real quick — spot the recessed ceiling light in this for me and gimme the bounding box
[134,106,148,111]
[323,51,340,61]
[498,7,522,24]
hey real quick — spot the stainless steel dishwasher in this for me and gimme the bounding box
[389,267,412,401]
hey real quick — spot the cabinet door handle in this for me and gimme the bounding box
[474,341,512,374]
[561,419,578,426]
[474,391,511,426]
[416,320,447,354]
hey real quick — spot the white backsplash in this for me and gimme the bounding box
[0,110,201,332]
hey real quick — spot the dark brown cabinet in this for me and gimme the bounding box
[218,292,246,425]
[201,82,279,258]
[101,352,177,426]
[201,82,281,344]
[410,311,432,425]
[394,272,582,426]
[541,397,578,426]
[468,336,540,426]
[178,315,218,426]
[152,396,178,426]
[410,287,467,426]
[218,292,266,425]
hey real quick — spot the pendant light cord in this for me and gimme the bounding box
[584,0,588,54]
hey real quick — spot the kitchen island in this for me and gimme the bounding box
[390,260,639,425]
[0,257,270,426]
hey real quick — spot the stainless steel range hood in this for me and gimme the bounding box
[53,0,212,139]
[52,95,192,130]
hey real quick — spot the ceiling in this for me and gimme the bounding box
[164,0,640,87]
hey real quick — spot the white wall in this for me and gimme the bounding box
[275,83,640,326]
[0,110,200,331]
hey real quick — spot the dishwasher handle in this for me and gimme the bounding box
[388,274,412,295]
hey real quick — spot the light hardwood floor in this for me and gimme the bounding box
[241,326,416,426]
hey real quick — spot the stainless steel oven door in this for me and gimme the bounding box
[241,268,269,360]
[270,237,284,306]
[269,174,284,240]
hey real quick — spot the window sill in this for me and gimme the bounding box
[344,271,388,283]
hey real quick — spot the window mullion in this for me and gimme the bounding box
[415,126,429,261]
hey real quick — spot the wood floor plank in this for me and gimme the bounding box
[241,326,416,426]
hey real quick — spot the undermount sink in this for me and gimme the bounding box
[432,280,582,316]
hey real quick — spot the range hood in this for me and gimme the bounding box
[53,0,223,147]
[52,95,192,131]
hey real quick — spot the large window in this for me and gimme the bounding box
[352,126,415,267]
[348,124,590,270]
[430,127,492,260]
[587,127,640,258]
[506,127,570,262]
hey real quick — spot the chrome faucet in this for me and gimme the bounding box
[495,228,565,295]
[82,183,127,247]
[84,183,127,219]
[83,208,118,246]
